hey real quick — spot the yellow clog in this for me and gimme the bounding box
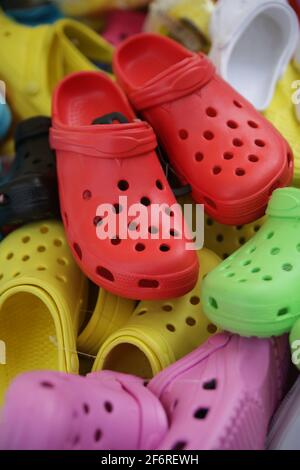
[0,12,113,120]
[178,194,266,260]
[92,249,221,379]
[58,0,151,17]
[264,62,300,187]
[204,214,266,260]
[0,220,87,403]
[77,287,137,357]
[145,0,215,52]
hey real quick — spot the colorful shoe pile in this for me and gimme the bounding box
[0,0,299,451]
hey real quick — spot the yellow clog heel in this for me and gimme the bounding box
[264,62,300,187]
[77,286,137,357]
[0,12,113,120]
[92,249,221,379]
[0,220,87,403]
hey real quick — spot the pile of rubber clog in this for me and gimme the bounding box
[0,0,300,451]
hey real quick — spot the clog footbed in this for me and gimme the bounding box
[0,220,88,404]
[114,33,293,225]
[148,333,289,450]
[202,187,300,338]
[92,249,221,378]
[264,62,300,188]
[0,116,59,227]
[0,13,113,120]
[50,70,198,300]
[209,0,298,111]
[0,370,168,450]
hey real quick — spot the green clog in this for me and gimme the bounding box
[202,187,300,340]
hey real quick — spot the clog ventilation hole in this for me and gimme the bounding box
[205,216,263,260]
[135,296,217,336]
[177,100,292,211]
[169,378,218,451]
[0,224,69,283]
[71,178,180,289]
[207,230,299,318]
[39,379,114,448]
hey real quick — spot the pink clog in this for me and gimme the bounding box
[0,370,167,450]
[148,333,289,450]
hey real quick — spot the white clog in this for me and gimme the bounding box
[210,0,299,110]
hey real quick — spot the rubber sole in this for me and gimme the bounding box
[71,253,200,301]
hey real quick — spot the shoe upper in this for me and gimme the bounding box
[202,188,300,337]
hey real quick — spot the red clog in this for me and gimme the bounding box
[114,33,293,225]
[50,71,198,300]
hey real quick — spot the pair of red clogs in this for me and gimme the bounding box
[50,33,293,301]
